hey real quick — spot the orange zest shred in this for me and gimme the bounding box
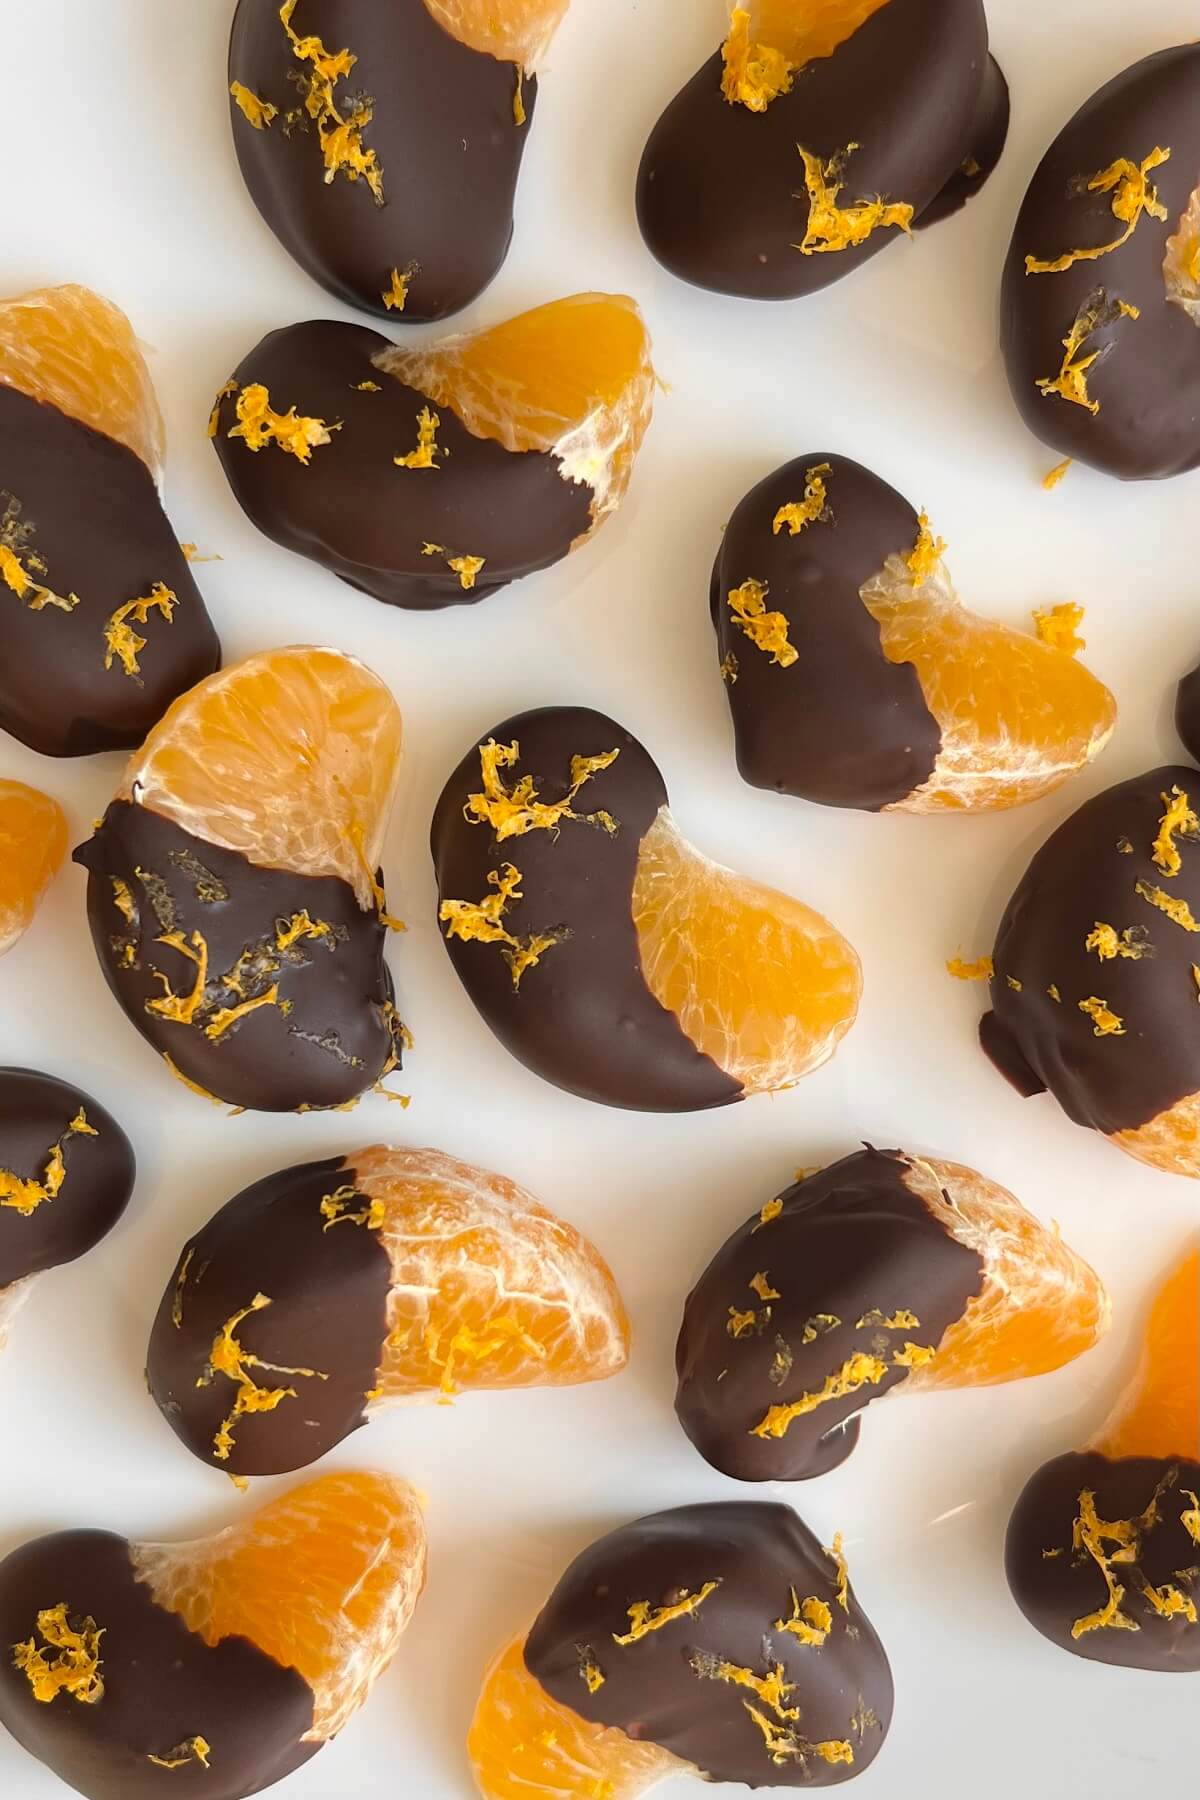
[383,267,415,312]
[905,511,945,584]
[749,1271,781,1302]
[857,1308,920,1329]
[1079,996,1125,1036]
[513,68,527,126]
[756,1196,784,1229]
[720,7,794,111]
[1153,787,1199,878]
[12,1606,105,1705]
[320,1182,385,1231]
[393,406,441,471]
[148,1737,212,1770]
[1067,1478,1176,1638]
[692,1650,799,1719]
[750,1343,934,1438]
[426,1314,548,1402]
[439,863,562,988]
[172,1248,195,1329]
[794,143,913,256]
[1032,602,1085,655]
[198,1293,328,1463]
[464,738,619,842]
[420,541,486,589]
[1136,880,1200,932]
[612,1581,720,1645]
[0,1109,96,1217]
[1036,290,1140,413]
[1043,458,1073,490]
[103,583,177,678]
[727,577,797,668]
[0,543,79,613]
[146,929,209,1024]
[772,462,832,536]
[947,956,993,981]
[720,651,739,684]
[226,383,337,462]
[774,1590,833,1646]
[1025,148,1171,275]
[279,0,384,202]
[1085,922,1150,961]
[230,81,278,129]
[744,1702,854,1768]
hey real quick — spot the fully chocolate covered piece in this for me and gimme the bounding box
[148,1157,392,1477]
[675,1150,983,1482]
[525,1501,892,1786]
[981,766,1200,1139]
[211,321,591,610]
[74,801,402,1113]
[0,386,219,757]
[229,0,536,320]
[712,455,940,810]
[0,1070,134,1291]
[1006,1452,1200,1670]
[636,0,1005,301]
[1001,44,1200,480]
[431,706,740,1112]
[0,1530,317,1798]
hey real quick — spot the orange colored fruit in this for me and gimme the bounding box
[468,1630,682,1800]
[373,294,655,533]
[0,284,164,478]
[1112,1093,1200,1179]
[630,809,862,1095]
[0,781,67,957]
[118,646,403,910]
[355,1146,630,1402]
[423,0,570,70]
[131,1470,426,1741]
[722,0,889,109]
[1093,1249,1199,1463]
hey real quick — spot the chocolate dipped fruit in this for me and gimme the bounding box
[1006,1248,1200,1670]
[0,1470,425,1798]
[0,781,66,956]
[73,647,407,1114]
[148,1145,629,1478]
[0,1070,134,1352]
[714,455,1116,812]
[0,286,220,756]
[469,1502,892,1797]
[1002,44,1200,480]
[675,1148,1109,1482]
[210,293,654,611]
[229,0,565,320]
[636,1,1008,302]
[982,767,1200,1177]
[432,707,862,1111]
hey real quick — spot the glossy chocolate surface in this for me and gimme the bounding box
[1175,656,1200,765]
[0,1069,134,1290]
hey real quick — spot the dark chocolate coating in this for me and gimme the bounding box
[981,765,1200,1136]
[1006,1452,1200,1670]
[635,0,1000,301]
[0,1529,318,1798]
[212,320,592,610]
[712,455,941,811]
[1175,657,1200,765]
[1001,44,1200,480]
[0,387,219,757]
[0,1069,134,1290]
[431,706,741,1112]
[229,0,536,321]
[915,54,1011,229]
[675,1150,983,1482]
[74,802,399,1113]
[525,1502,893,1787]
[147,1156,392,1476]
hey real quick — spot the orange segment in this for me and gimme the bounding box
[631,808,861,1094]
[0,285,165,478]
[349,1146,630,1400]
[468,1630,682,1800]
[372,295,655,528]
[117,647,403,910]
[722,0,889,109]
[860,543,1116,812]
[1112,1091,1200,1178]
[1094,1249,1199,1462]
[898,1157,1110,1391]
[1165,183,1200,324]
[422,0,569,70]
[0,780,67,957]
[131,1471,426,1742]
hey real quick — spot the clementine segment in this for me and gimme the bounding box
[423,0,569,70]
[0,781,67,956]
[1094,1249,1199,1463]
[723,0,890,101]
[1113,1091,1200,1178]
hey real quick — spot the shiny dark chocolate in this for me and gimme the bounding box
[0,1530,317,1798]
[636,0,1003,301]
[712,455,940,810]
[1001,44,1200,480]
[526,1501,893,1787]
[1176,657,1200,765]
[0,387,219,757]
[431,706,740,1112]
[147,1156,391,1476]
[211,320,591,610]
[914,54,1010,229]
[981,766,1200,1137]
[0,1069,134,1291]
[675,1150,983,1482]
[229,0,536,320]
[74,802,401,1113]
[1006,1452,1200,1670]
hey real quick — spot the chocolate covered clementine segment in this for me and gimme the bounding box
[0,782,66,956]
[148,1146,629,1476]
[432,707,860,1111]
[676,1150,1108,1482]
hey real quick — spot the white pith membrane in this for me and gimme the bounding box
[131,1472,427,1741]
[0,1277,35,1352]
[351,1146,629,1404]
[1165,181,1200,324]
[422,0,570,72]
[630,807,862,1094]
[1112,1088,1200,1178]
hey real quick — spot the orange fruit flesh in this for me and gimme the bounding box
[1114,1090,1200,1179]
[0,780,67,957]
[372,294,655,528]
[348,1146,630,1402]
[630,808,862,1095]
[733,0,889,67]
[860,553,1116,813]
[1093,1249,1199,1462]
[1165,185,1200,324]
[898,1157,1110,1392]
[0,284,165,478]
[131,1471,426,1742]
[422,0,569,70]
[468,1630,682,1800]
[117,646,403,910]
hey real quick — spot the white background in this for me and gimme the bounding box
[2,1,1199,1794]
